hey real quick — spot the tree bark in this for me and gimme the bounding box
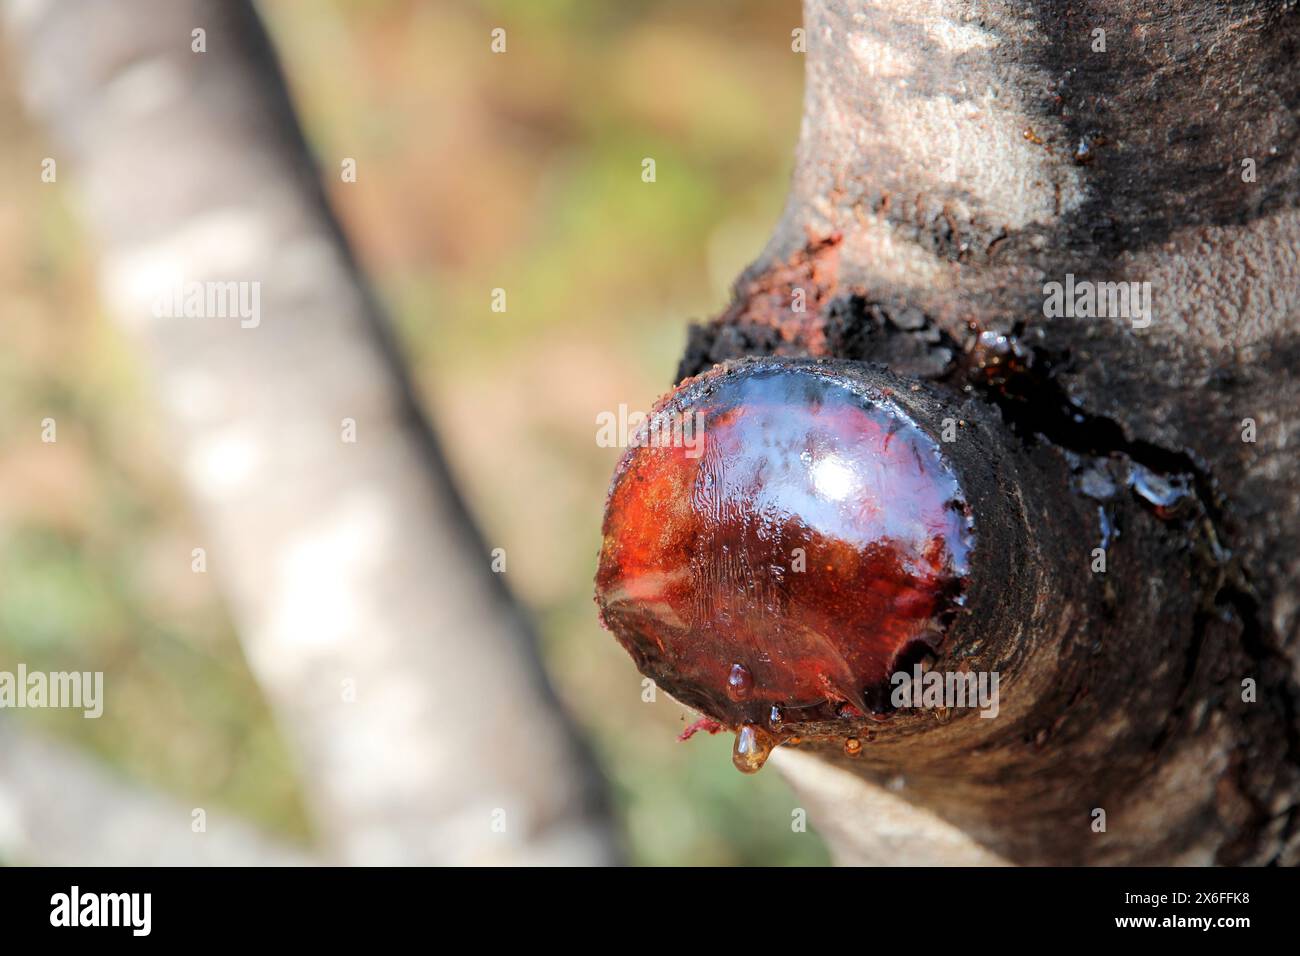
[672,0,1300,864]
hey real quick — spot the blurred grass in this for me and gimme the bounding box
[0,0,825,865]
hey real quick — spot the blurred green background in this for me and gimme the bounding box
[0,0,825,865]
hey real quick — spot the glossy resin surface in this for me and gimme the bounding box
[596,363,974,764]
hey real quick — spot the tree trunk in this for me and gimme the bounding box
[660,0,1300,865]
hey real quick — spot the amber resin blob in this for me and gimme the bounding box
[595,360,975,769]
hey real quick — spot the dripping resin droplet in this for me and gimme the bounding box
[767,705,785,732]
[595,359,974,765]
[732,722,775,774]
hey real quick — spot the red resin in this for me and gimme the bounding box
[677,717,725,742]
[596,363,973,731]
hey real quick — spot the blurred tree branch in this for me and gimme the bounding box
[3,0,618,864]
[0,722,314,865]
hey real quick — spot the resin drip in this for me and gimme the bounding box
[595,362,974,754]
[733,722,776,774]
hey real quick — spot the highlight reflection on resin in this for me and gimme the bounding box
[596,363,974,768]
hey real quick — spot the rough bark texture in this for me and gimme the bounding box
[4,0,618,865]
[679,0,1300,864]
